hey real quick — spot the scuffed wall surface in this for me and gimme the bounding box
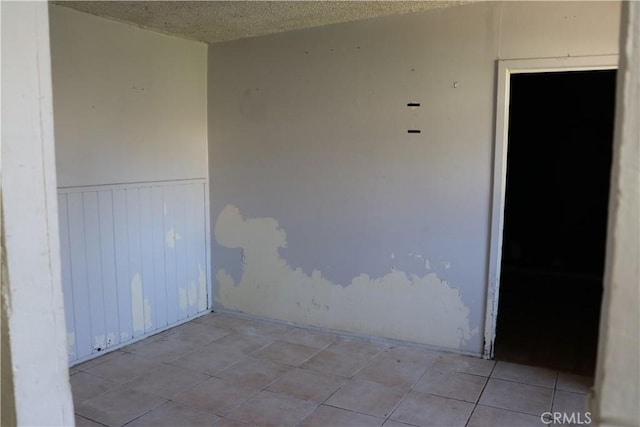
[208,2,620,353]
[49,5,208,187]
[215,205,476,349]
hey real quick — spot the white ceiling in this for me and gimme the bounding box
[52,1,467,44]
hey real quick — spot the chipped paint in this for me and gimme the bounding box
[120,331,131,342]
[93,334,105,351]
[131,274,145,332]
[67,332,75,356]
[188,280,197,307]
[144,298,152,330]
[106,332,115,347]
[165,228,182,249]
[214,205,477,349]
[424,258,431,270]
[198,264,207,311]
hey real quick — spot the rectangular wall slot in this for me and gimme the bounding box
[407,103,421,107]
[407,130,422,134]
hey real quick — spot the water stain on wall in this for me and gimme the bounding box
[214,204,477,349]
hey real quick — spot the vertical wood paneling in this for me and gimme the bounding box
[186,183,207,315]
[164,185,179,325]
[59,180,209,364]
[98,191,120,349]
[174,186,189,320]
[58,194,77,360]
[66,192,92,359]
[139,187,155,333]
[151,187,168,329]
[112,189,133,344]
[82,192,107,352]
[126,188,144,338]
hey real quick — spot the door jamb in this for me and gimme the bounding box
[483,55,619,359]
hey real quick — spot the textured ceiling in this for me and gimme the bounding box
[53,1,467,44]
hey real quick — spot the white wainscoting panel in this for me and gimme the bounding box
[58,179,210,364]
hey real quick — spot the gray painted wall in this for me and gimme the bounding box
[208,1,621,354]
[50,5,208,188]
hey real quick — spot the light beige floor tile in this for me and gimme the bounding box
[281,328,337,348]
[173,377,258,416]
[325,379,406,418]
[213,419,251,427]
[467,405,544,427]
[253,340,321,366]
[479,378,553,415]
[356,347,437,388]
[413,369,487,403]
[128,325,231,363]
[197,314,260,330]
[390,391,474,427]
[556,372,592,394]
[329,338,385,359]
[75,387,166,426]
[75,414,105,427]
[70,372,119,405]
[382,420,417,427]
[84,353,164,385]
[552,390,589,414]
[492,361,557,388]
[429,353,495,377]
[165,321,232,347]
[203,315,293,338]
[302,348,374,378]
[74,350,126,371]
[211,332,274,354]
[125,335,199,363]
[217,358,290,389]
[169,345,247,375]
[267,367,345,402]
[226,391,317,427]
[126,401,220,426]
[299,405,383,427]
[191,312,221,324]
[126,364,210,399]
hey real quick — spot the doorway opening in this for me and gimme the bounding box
[493,69,617,375]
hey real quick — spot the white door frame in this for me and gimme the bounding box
[483,55,619,359]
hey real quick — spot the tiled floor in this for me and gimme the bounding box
[71,312,593,427]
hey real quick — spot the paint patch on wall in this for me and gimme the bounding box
[67,332,75,357]
[131,274,145,332]
[93,335,105,352]
[165,228,182,248]
[188,281,197,307]
[106,332,115,347]
[179,287,188,310]
[198,264,207,311]
[144,298,152,330]
[214,205,477,349]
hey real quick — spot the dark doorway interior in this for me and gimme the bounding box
[494,70,616,376]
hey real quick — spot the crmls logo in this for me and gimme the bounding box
[541,412,592,425]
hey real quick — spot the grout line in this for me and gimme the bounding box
[466,359,498,426]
